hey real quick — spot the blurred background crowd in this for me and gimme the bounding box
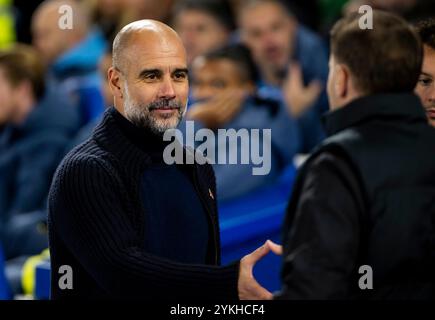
[0,0,434,299]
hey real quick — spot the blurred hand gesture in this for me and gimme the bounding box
[283,63,323,118]
[238,240,283,300]
[187,89,246,129]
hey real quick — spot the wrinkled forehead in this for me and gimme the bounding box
[120,30,187,73]
[422,45,435,75]
[240,2,288,29]
[32,6,59,30]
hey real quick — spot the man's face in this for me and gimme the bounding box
[192,58,250,101]
[0,68,17,125]
[32,8,69,63]
[239,2,296,74]
[415,45,435,127]
[174,10,229,65]
[115,32,189,134]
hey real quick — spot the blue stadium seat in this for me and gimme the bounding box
[34,261,50,300]
[0,244,11,300]
[219,164,296,292]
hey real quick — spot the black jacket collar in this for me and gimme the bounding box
[323,93,426,136]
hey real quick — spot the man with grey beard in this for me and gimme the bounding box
[48,19,281,300]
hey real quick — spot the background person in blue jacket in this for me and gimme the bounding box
[0,44,81,259]
[238,0,329,154]
[31,0,106,127]
[172,0,236,66]
[185,44,299,201]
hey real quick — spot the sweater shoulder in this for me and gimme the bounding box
[55,137,116,180]
[48,137,122,217]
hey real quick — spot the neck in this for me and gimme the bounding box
[331,91,364,111]
[110,107,171,158]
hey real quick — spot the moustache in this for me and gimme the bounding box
[148,100,183,111]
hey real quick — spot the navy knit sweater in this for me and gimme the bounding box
[48,107,239,300]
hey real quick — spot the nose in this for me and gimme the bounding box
[158,76,176,100]
[428,87,435,103]
[261,29,275,45]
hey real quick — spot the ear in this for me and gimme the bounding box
[334,64,349,99]
[108,67,123,99]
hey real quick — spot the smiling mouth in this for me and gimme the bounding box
[149,106,180,117]
[426,108,435,119]
[149,106,180,111]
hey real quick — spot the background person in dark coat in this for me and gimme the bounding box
[276,11,435,299]
[48,19,281,300]
[31,0,107,127]
[0,44,80,259]
[415,18,435,127]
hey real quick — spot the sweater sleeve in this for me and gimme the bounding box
[48,155,239,300]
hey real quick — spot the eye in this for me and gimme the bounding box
[249,30,261,39]
[140,71,161,81]
[271,22,282,32]
[174,71,188,80]
[196,24,207,33]
[418,77,433,87]
[146,73,157,80]
[211,80,226,89]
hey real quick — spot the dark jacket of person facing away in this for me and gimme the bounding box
[276,93,435,299]
[48,107,239,300]
[0,89,80,258]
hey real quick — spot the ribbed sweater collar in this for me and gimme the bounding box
[93,107,173,168]
[112,107,172,159]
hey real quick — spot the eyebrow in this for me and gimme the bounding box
[138,68,189,79]
[138,69,162,79]
[174,68,189,75]
[420,72,433,78]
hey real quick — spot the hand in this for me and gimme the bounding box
[283,63,323,118]
[187,89,246,129]
[238,240,283,300]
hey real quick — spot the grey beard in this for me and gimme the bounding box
[124,99,184,135]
